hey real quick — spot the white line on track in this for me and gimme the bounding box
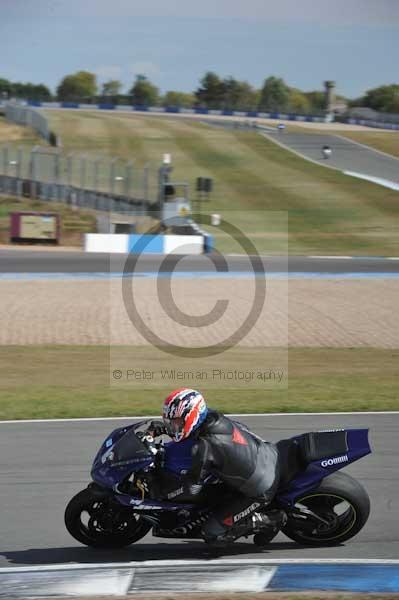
[261,131,399,191]
[344,170,399,191]
[334,133,399,162]
[0,411,398,425]
[260,132,342,173]
[307,255,399,259]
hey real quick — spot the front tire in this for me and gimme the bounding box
[283,471,370,546]
[65,488,151,548]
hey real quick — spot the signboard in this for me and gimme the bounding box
[10,212,60,244]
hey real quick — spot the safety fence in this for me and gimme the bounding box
[0,145,159,215]
[5,103,50,141]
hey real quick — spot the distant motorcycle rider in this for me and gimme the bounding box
[322,144,332,159]
[149,388,282,545]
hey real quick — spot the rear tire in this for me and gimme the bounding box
[65,488,151,548]
[283,471,370,546]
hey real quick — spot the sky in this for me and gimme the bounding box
[1,0,398,98]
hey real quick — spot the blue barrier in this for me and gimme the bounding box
[84,233,208,254]
[348,118,399,131]
[61,102,80,109]
[128,234,164,254]
[269,564,399,593]
[27,99,399,129]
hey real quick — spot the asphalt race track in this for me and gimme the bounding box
[266,132,399,183]
[0,413,397,567]
[0,249,399,273]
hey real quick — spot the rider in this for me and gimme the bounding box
[149,388,282,545]
[322,144,332,159]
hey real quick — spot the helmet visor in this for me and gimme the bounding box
[164,417,184,437]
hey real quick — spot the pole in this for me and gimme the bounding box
[143,164,149,205]
[110,159,116,195]
[16,147,23,179]
[80,155,86,189]
[94,159,100,192]
[4,146,9,176]
[125,161,133,197]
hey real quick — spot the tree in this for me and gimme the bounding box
[129,75,159,106]
[56,71,97,100]
[195,72,226,109]
[0,80,51,100]
[0,78,12,97]
[258,76,290,112]
[162,91,195,108]
[223,77,258,111]
[102,80,122,96]
[360,84,399,113]
[288,88,311,114]
[34,84,52,100]
[304,91,326,113]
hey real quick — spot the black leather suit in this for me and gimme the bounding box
[184,410,280,539]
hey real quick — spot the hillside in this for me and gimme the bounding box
[34,110,399,255]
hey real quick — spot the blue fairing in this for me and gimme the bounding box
[278,429,371,505]
[90,423,370,512]
[163,437,194,475]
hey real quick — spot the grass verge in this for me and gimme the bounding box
[333,130,399,159]
[0,195,96,245]
[0,116,42,146]
[0,346,397,420]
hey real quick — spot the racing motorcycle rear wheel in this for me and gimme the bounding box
[282,472,370,546]
[65,488,151,548]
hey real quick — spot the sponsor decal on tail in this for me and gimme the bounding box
[320,454,349,467]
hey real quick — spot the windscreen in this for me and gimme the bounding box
[103,428,152,467]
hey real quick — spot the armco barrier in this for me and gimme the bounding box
[24,100,326,123]
[20,100,399,129]
[347,117,399,131]
[84,233,207,254]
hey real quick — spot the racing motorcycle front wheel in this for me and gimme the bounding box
[64,487,151,548]
[283,471,370,546]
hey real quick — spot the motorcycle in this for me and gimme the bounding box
[65,420,371,550]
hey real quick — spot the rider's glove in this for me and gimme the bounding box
[147,420,166,437]
[188,483,203,496]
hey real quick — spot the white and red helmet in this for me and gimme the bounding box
[163,388,208,442]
